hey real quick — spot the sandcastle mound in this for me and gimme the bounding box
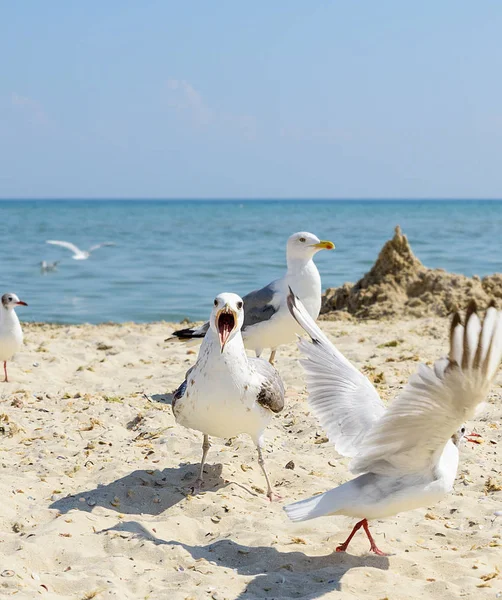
[321,226,502,319]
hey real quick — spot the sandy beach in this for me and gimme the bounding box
[0,316,500,600]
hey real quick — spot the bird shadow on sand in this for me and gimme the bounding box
[49,463,227,516]
[97,520,390,599]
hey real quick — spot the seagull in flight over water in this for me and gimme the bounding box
[172,292,285,500]
[169,231,335,364]
[284,292,502,555]
[45,240,115,260]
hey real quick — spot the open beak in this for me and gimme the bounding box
[465,432,483,444]
[217,304,237,352]
[16,301,28,306]
[312,240,335,250]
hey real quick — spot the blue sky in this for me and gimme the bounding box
[1,1,501,199]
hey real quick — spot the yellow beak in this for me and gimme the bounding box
[313,240,335,250]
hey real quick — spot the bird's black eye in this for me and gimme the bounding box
[461,427,466,434]
[8,297,12,301]
[237,301,243,309]
[214,299,218,306]
[299,237,306,243]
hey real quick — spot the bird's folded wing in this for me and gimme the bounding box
[287,291,386,457]
[351,303,502,476]
[46,240,82,254]
[242,282,281,329]
[250,358,285,413]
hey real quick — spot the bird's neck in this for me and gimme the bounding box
[202,329,249,371]
[0,307,20,329]
[434,440,459,490]
[285,258,322,316]
[286,255,315,274]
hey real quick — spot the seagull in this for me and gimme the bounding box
[169,232,335,363]
[0,293,28,383]
[40,260,60,273]
[172,292,285,500]
[45,240,115,260]
[283,292,502,555]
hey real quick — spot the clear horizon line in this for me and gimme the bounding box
[1,197,502,202]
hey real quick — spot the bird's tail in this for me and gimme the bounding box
[284,485,349,522]
[284,495,326,522]
[166,321,210,343]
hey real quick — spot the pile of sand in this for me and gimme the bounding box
[321,226,502,320]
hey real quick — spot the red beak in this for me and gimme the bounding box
[465,432,482,444]
[16,301,28,306]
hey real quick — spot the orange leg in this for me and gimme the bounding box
[336,518,387,556]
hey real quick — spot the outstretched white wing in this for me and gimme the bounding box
[46,240,82,256]
[287,291,386,458]
[351,303,502,476]
[89,242,115,253]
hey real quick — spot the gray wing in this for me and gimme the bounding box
[250,357,285,413]
[242,281,281,330]
[172,365,195,408]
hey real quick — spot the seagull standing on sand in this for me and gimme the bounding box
[170,232,335,363]
[0,293,28,383]
[172,292,285,500]
[45,240,115,260]
[284,293,502,555]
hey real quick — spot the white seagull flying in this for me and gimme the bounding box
[0,293,28,383]
[284,292,502,555]
[172,292,285,500]
[169,231,334,363]
[46,240,115,260]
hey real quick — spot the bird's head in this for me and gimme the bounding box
[209,292,245,353]
[1,293,28,310]
[451,425,481,446]
[286,232,335,264]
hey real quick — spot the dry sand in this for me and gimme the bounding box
[0,318,501,599]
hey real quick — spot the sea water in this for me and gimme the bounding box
[0,199,500,324]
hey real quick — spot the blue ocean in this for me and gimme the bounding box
[0,200,500,324]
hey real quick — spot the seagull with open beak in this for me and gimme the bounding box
[169,231,335,364]
[172,292,285,500]
[0,293,28,383]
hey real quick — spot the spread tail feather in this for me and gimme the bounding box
[284,495,328,522]
[284,486,348,522]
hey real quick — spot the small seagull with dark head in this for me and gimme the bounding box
[0,293,28,383]
[172,292,285,500]
[284,292,502,555]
